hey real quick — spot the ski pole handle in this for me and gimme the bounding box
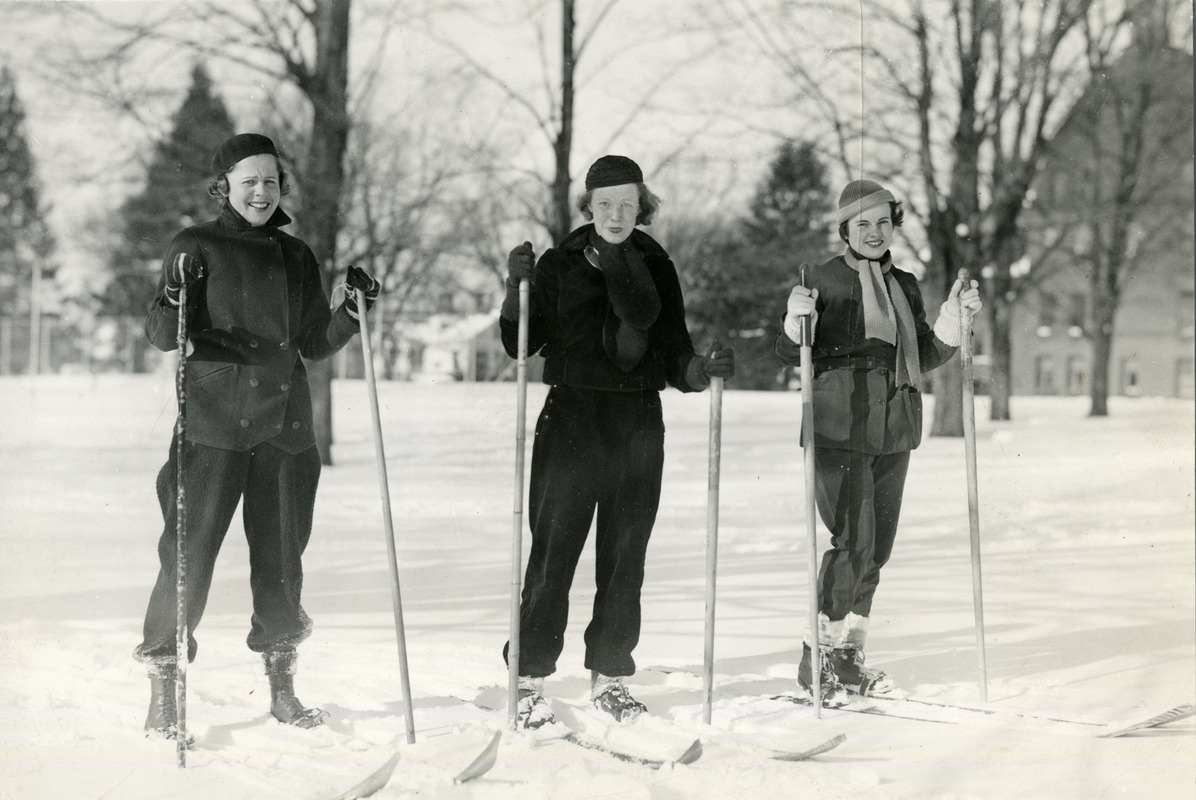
[796,263,814,347]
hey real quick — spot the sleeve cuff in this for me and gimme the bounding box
[933,301,963,347]
[783,311,815,345]
[684,356,710,391]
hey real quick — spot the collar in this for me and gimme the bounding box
[218,201,292,232]
[844,247,892,273]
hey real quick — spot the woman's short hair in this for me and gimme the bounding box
[577,182,662,226]
[838,200,905,243]
[207,155,291,201]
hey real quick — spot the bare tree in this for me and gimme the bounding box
[708,0,1124,429]
[1070,2,1193,415]
[421,0,721,246]
[51,0,366,463]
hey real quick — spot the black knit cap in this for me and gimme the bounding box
[585,155,643,191]
[211,133,280,176]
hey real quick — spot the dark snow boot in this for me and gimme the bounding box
[829,647,895,696]
[264,650,329,729]
[797,643,848,708]
[591,672,647,723]
[143,671,194,745]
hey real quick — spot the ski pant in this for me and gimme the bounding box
[134,436,321,671]
[505,386,665,679]
[814,447,910,622]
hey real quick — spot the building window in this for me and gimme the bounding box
[1037,294,1058,337]
[1066,356,1087,395]
[1035,355,1058,395]
[1177,358,1194,399]
[1179,290,1194,339]
[1121,357,1141,397]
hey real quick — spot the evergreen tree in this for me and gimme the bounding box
[682,140,831,390]
[0,64,55,318]
[101,63,236,317]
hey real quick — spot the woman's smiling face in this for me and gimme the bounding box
[225,154,281,227]
[846,203,893,259]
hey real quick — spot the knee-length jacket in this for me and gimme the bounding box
[774,253,957,455]
[501,224,707,393]
[145,204,358,453]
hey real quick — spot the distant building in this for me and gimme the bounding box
[1016,32,1194,399]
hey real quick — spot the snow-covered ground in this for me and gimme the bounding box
[1,374,1193,800]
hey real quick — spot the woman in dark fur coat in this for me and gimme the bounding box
[499,155,735,728]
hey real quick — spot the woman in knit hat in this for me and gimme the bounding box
[134,133,380,740]
[499,155,735,728]
[775,179,982,704]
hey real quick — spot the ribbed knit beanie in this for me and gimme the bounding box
[837,179,896,224]
[212,133,280,176]
[585,155,644,191]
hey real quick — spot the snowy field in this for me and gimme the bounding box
[1,374,1193,800]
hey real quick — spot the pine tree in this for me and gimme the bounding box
[0,64,55,319]
[682,140,831,390]
[101,63,236,317]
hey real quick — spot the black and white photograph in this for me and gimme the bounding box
[0,1,1192,798]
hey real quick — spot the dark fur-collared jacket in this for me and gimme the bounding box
[145,204,358,453]
[501,224,706,393]
[774,252,957,454]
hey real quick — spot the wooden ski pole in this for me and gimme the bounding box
[174,254,189,768]
[797,264,822,717]
[507,275,530,730]
[357,287,417,744]
[702,370,724,725]
[957,268,988,701]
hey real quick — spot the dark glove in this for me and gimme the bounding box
[344,265,381,321]
[703,340,736,380]
[507,241,535,286]
[163,252,204,308]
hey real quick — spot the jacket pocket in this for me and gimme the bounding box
[810,369,853,445]
[886,385,923,452]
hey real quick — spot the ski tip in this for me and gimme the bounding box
[768,732,847,762]
[329,751,401,800]
[1096,704,1196,738]
[676,738,703,765]
[453,729,503,784]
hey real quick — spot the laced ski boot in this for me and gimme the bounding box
[516,676,555,730]
[143,663,194,745]
[591,672,647,723]
[797,643,848,707]
[264,650,329,729]
[828,647,895,697]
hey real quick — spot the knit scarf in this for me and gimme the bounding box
[844,249,921,388]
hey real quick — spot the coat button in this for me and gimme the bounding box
[280,383,289,391]
[291,421,301,429]
[250,340,259,348]
[240,418,250,427]
[279,342,290,351]
[249,378,260,387]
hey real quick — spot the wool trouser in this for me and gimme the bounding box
[813,447,910,622]
[506,386,665,678]
[134,437,321,671]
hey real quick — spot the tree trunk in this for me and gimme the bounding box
[1089,300,1115,417]
[989,300,1013,420]
[302,0,352,465]
[550,0,576,245]
[930,357,964,437]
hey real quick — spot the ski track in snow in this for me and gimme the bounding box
[1,375,1193,800]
